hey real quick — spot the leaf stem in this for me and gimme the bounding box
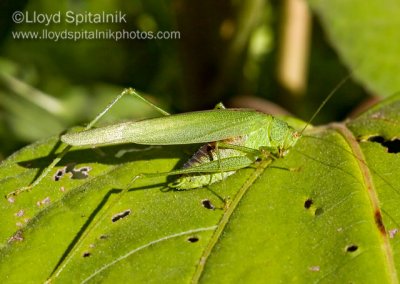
[191,159,272,283]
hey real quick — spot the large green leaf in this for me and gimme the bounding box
[309,0,400,97]
[0,94,399,283]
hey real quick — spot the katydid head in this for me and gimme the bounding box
[267,118,300,157]
[278,129,300,157]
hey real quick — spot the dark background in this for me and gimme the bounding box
[0,0,369,159]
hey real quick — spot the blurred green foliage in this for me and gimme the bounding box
[1,0,398,159]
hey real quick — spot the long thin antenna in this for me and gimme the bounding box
[299,74,352,135]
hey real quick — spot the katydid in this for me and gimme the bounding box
[61,107,299,189]
[7,75,348,198]
[60,75,348,190]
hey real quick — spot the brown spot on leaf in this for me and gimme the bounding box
[374,210,386,234]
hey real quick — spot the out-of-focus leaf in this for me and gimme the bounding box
[309,0,400,97]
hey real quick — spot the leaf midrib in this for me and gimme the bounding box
[331,122,398,284]
[190,158,273,283]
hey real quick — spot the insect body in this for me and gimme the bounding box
[61,109,300,189]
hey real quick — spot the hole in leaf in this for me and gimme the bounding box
[202,199,215,210]
[63,163,92,180]
[82,252,91,257]
[54,164,92,181]
[369,136,400,153]
[187,236,199,243]
[70,166,92,179]
[304,199,313,209]
[53,169,65,181]
[112,209,131,222]
[346,244,358,252]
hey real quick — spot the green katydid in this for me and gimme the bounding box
[61,104,298,190]
[59,76,348,190]
[7,76,348,198]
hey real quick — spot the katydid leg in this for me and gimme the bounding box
[122,88,170,117]
[7,89,169,198]
[138,155,260,182]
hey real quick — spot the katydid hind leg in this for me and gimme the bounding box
[217,142,262,157]
[7,89,169,198]
[141,155,257,180]
[87,89,170,130]
[6,90,126,197]
[88,88,170,130]
[112,155,255,192]
[122,88,170,117]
